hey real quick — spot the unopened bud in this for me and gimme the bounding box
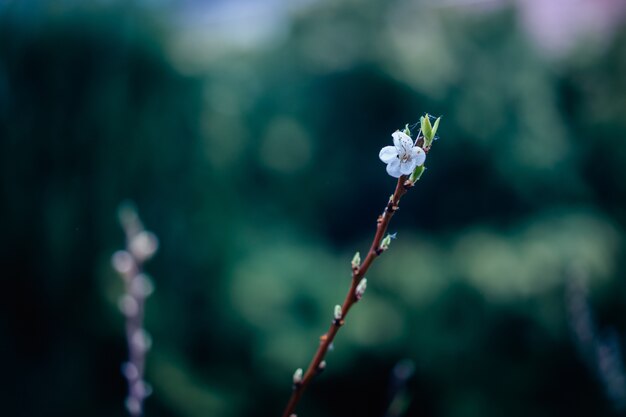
[334,305,342,321]
[130,274,155,297]
[319,360,327,371]
[132,380,152,400]
[112,250,134,275]
[131,329,152,352]
[355,278,367,300]
[121,362,139,380]
[125,397,141,415]
[130,231,159,261]
[118,294,138,317]
[351,252,361,269]
[293,368,303,385]
[380,233,395,252]
[421,114,441,148]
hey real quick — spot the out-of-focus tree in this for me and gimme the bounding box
[1,1,626,416]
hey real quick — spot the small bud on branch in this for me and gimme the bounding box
[351,251,361,270]
[334,305,343,321]
[355,278,368,300]
[379,233,395,252]
[420,113,441,148]
[293,368,303,385]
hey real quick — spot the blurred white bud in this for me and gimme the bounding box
[293,368,303,384]
[130,274,155,297]
[112,251,134,275]
[319,360,326,370]
[355,278,367,300]
[121,362,139,380]
[118,295,138,317]
[334,305,342,321]
[351,252,361,269]
[125,397,141,415]
[132,380,153,400]
[130,231,159,261]
[131,329,152,352]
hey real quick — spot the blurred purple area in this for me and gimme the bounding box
[172,0,626,57]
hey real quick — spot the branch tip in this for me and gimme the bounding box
[281,118,441,416]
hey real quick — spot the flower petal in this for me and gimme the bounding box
[391,131,402,148]
[411,146,426,166]
[400,158,418,175]
[385,159,402,178]
[379,146,398,163]
[391,130,411,150]
[392,130,413,155]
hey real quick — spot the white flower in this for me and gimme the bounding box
[379,131,426,178]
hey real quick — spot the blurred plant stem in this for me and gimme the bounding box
[112,203,158,417]
[281,160,425,416]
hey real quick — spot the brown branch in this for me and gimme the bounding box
[281,175,415,417]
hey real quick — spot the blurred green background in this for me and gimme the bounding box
[2,0,626,416]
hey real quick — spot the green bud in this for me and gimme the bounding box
[380,234,392,251]
[409,165,426,183]
[403,123,411,136]
[334,305,342,320]
[421,114,441,148]
[351,251,361,269]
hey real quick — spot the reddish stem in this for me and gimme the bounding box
[281,175,414,417]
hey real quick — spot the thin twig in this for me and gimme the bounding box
[281,172,418,417]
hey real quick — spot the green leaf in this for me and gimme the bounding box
[409,165,426,182]
[431,116,441,139]
[421,114,433,145]
[403,123,411,136]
